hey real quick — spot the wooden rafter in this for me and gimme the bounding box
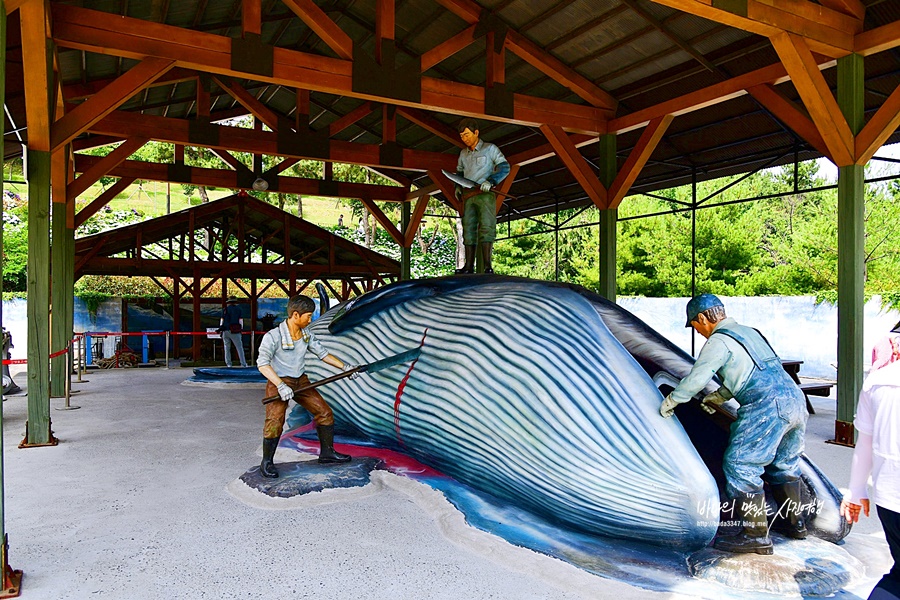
[328,101,376,136]
[540,124,607,210]
[395,107,464,148]
[608,115,673,209]
[819,0,864,21]
[242,0,261,36]
[420,25,477,72]
[855,20,900,56]
[63,68,198,102]
[359,197,404,245]
[376,0,394,65]
[770,32,854,166]
[427,169,462,213]
[855,83,900,166]
[280,0,353,60]
[403,195,431,247]
[73,155,409,201]
[5,0,27,15]
[86,110,457,173]
[74,177,135,228]
[495,164,518,214]
[67,136,148,200]
[210,149,249,172]
[647,0,859,57]
[505,31,615,110]
[746,84,830,159]
[51,58,175,152]
[212,76,284,131]
[51,5,607,134]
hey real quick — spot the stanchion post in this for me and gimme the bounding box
[165,331,170,369]
[57,343,80,411]
[251,330,256,364]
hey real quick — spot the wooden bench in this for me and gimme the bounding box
[781,360,834,415]
[800,382,834,397]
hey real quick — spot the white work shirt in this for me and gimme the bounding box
[849,360,900,513]
[256,324,328,379]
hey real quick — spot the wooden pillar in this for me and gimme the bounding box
[598,134,617,301]
[400,200,411,280]
[25,149,53,444]
[834,53,866,446]
[250,279,258,332]
[50,151,69,397]
[192,271,201,361]
[172,278,181,359]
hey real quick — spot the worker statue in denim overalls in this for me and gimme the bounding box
[659,294,808,555]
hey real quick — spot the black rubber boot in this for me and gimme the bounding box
[260,437,279,478]
[316,425,351,464]
[714,493,774,555]
[770,480,808,539]
[481,242,494,274]
[456,245,476,274]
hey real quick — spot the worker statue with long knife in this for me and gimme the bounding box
[256,295,358,477]
[450,118,511,274]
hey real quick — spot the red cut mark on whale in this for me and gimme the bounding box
[394,329,427,445]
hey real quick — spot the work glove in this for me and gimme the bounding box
[342,362,360,380]
[700,388,729,414]
[659,394,682,418]
[480,181,492,192]
[454,185,462,199]
[276,381,294,402]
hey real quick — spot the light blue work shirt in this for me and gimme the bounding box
[256,323,328,378]
[457,139,510,186]
[670,318,756,404]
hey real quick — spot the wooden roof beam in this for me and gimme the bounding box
[376,0,394,65]
[20,0,52,152]
[51,57,175,152]
[68,136,147,200]
[359,197,404,245]
[818,0,864,21]
[427,169,462,213]
[505,30,616,111]
[746,83,831,159]
[51,5,605,134]
[280,0,353,60]
[396,106,464,148]
[212,76,285,131]
[5,0,26,15]
[855,83,900,166]
[242,0,261,36]
[63,68,198,102]
[403,195,430,247]
[608,115,673,209]
[495,164,519,214]
[328,101,376,136]
[539,124,608,210]
[73,155,410,201]
[74,177,135,228]
[87,110,457,172]
[647,0,858,58]
[420,25,478,72]
[770,32,854,165]
[855,20,900,57]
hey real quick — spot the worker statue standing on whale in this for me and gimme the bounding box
[453,118,510,275]
[660,293,809,555]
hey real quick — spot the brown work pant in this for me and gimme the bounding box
[263,374,334,439]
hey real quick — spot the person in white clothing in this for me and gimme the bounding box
[840,352,900,599]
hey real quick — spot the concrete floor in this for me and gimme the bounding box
[0,366,889,599]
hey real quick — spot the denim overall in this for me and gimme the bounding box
[714,323,808,498]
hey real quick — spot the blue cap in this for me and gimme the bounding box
[685,293,724,327]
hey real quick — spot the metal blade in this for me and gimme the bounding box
[359,346,422,373]
[441,169,476,189]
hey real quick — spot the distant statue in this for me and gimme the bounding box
[218,297,247,368]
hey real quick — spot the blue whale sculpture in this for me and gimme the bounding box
[303,275,848,551]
